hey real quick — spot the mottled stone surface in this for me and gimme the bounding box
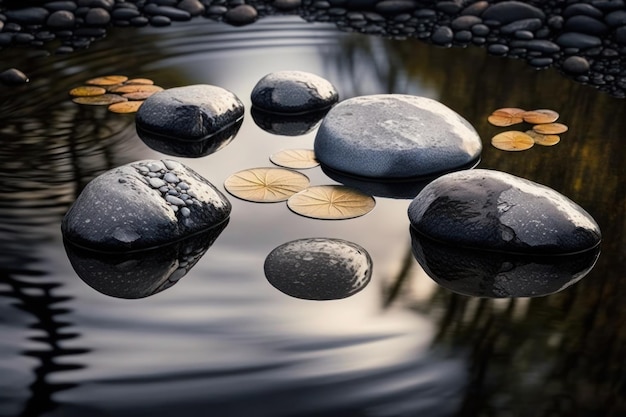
[408,169,602,255]
[251,70,339,114]
[62,159,231,252]
[135,85,244,141]
[264,238,372,300]
[314,94,482,179]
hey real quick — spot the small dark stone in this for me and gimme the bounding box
[436,1,462,15]
[178,0,205,16]
[556,32,602,49]
[431,25,453,45]
[454,30,472,43]
[224,4,258,26]
[487,43,509,55]
[46,10,75,29]
[375,0,417,15]
[562,55,590,74]
[471,23,490,36]
[85,8,110,25]
[0,68,29,86]
[111,8,141,20]
[614,26,626,44]
[451,15,482,31]
[564,15,608,36]
[149,15,171,26]
[605,10,626,27]
[45,1,79,12]
[152,5,192,21]
[529,57,553,67]
[500,17,542,35]
[526,39,560,54]
[4,7,50,25]
[460,1,489,16]
[481,1,545,24]
[563,3,603,19]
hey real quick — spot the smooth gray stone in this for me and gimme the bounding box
[136,85,244,140]
[407,169,602,255]
[314,94,482,179]
[481,1,545,24]
[62,159,231,252]
[251,70,338,114]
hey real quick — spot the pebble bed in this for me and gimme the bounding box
[0,1,625,97]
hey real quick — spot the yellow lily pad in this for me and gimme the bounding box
[533,122,568,134]
[487,108,525,127]
[491,131,535,151]
[526,130,561,146]
[224,167,310,202]
[85,75,129,86]
[270,149,319,169]
[122,91,159,100]
[69,86,106,97]
[125,78,155,85]
[108,100,144,113]
[72,94,128,106]
[287,185,376,220]
[109,84,163,94]
[522,109,559,124]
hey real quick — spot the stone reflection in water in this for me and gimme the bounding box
[64,220,228,299]
[250,106,328,136]
[264,238,372,300]
[410,228,600,298]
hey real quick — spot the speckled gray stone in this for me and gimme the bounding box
[407,169,602,255]
[62,159,231,252]
[135,85,244,140]
[250,70,339,114]
[264,238,372,300]
[314,94,482,179]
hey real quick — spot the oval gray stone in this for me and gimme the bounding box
[250,70,339,114]
[314,94,482,179]
[407,169,602,255]
[264,238,372,300]
[481,1,545,24]
[62,159,231,252]
[136,84,244,141]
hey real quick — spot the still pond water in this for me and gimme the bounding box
[1,16,624,417]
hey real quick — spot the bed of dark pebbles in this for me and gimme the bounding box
[0,1,625,98]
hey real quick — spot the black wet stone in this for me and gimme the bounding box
[375,0,417,15]
[461,1,489,16]
[500,18,542,35]
[4,7,50,25]
[135,84,244,141]
[85,8,110,26]
[264,238,372,300]
[563,3,604,19]
[556,32,602,49]
[250,70,338,114]
[605,10,626,27]
[481,1,545,24]
[224,4,258,26]
[0,67,28,86]
[314,94,482,179]
[46,10,75,29]
[564,15,608,36]
[431,25,453,45]
[45,1,79,12]
[451,15,482,31]
[562,55,591,74]
[61,159,231,252]
[407,169,602,255]
[178,0,205,16]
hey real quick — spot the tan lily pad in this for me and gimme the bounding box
[526,130,561,146]
[270,149,319,169]
[533,122,568,134]
[488,108,525,126]
[287,185,376,220]
[108,100,144,113]
[491,131,535,151]
[85,75,129,86]
[69,86,107,97]
[72,94,128,106]
[109,84,163,94]
[125,78,155,85]
[122,91,159,100]
[522,109,559,124]
[224,167,310,202]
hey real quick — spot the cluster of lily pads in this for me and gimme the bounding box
[223,150,376,220]
[488,108,568,151]
[69,75,163,114]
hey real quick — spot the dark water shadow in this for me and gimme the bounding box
[251,105,328,136]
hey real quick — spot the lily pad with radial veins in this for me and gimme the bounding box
[270,149,319,169]
[287,185,376,220]
[224,167,310,203]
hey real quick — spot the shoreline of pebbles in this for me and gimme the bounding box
[0,1,625,98]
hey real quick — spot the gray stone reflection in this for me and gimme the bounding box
[264,238,372,300]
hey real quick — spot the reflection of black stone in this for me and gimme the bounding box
[410,227,600,298]
[264,238,372,300]
[64,220,228,299]
[136,118,242,158]
[251,106,328,136]
[321,158,480,199]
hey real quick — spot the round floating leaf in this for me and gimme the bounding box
[122,91,159,100]
[69,86,106,97]
[533,122,568,134]
[72,94,128,106]
[125,78,155,85]
[109,84,163,94]
[85,75,129,86]
[523,109,559,124]
[491,131,535,151]
[526,130,560,146]
[108,100,144,113]
[224,167,310,202]
[287,185,376,220]
[270,149,319,169]
[488,108,525,126]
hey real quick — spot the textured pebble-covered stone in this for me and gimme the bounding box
[407,169,602,255]
[314,94,482,179]
[62,159,231,251]
[264,238,372,300]
[250,70,339,114]
[136,84,244,140]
